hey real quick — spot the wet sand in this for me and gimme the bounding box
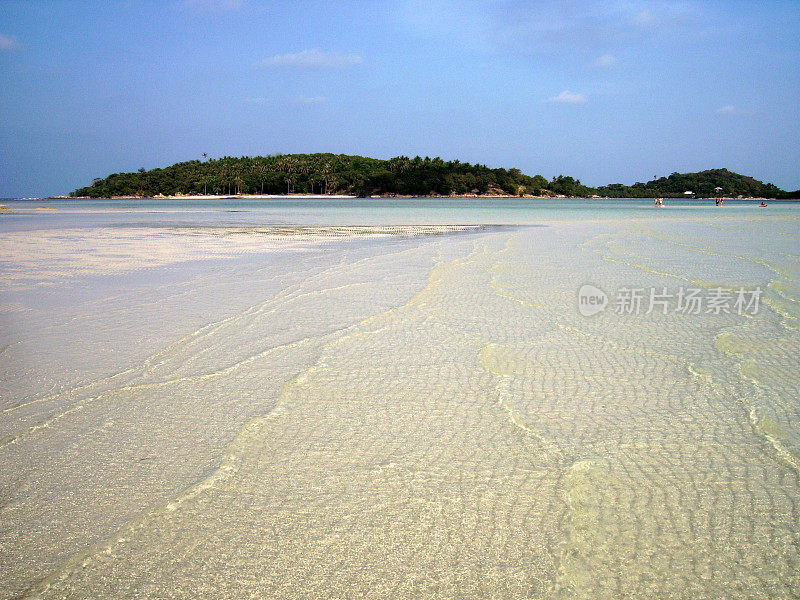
[0,225,482,290]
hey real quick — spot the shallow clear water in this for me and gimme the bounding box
[0,199,798,598]
[2,196,795,230]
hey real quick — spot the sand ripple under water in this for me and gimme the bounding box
[0,215,798,599]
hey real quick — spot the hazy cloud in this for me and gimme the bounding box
[389,0,492,49]
[632,4,693,30]
[183,0,243,10]
[634,9,654,26]
[717,105,737,115]
[483,1,698,58]
[594,53,616,68]
[549,90,588,104]
[0,34,18,51]
[258,49,363,69]
[389,1,696,60]
[244,96,327,106]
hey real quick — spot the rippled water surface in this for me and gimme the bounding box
[1,199,798,598]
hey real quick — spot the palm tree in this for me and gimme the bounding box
[322,162,333,194]
[255,163,268,195]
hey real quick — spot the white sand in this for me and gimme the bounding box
[0,225,481,290]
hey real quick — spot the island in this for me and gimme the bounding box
[71,153,800,199]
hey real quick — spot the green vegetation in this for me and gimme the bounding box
[596,168,795,199]
[71,154,797,199]
[73,154,544,198]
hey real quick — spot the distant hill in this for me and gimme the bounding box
[71,155,795,199]
[597,168,795,199]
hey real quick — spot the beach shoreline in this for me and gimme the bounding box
[41,192,784,202]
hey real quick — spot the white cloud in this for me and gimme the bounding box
[0,34,18,51]
[300,96,326,104]
[549,90,588,105]
[594,53,616,68]
[258,49,363,69]
[717,105,737,115]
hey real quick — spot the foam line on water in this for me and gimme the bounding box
[2,241,438,416]
[749,407,800,473]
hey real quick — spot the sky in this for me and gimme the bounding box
[1,0,799,197]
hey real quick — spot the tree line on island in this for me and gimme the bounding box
[71,154,799,199]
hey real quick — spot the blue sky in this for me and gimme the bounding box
[1,0,798,197]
